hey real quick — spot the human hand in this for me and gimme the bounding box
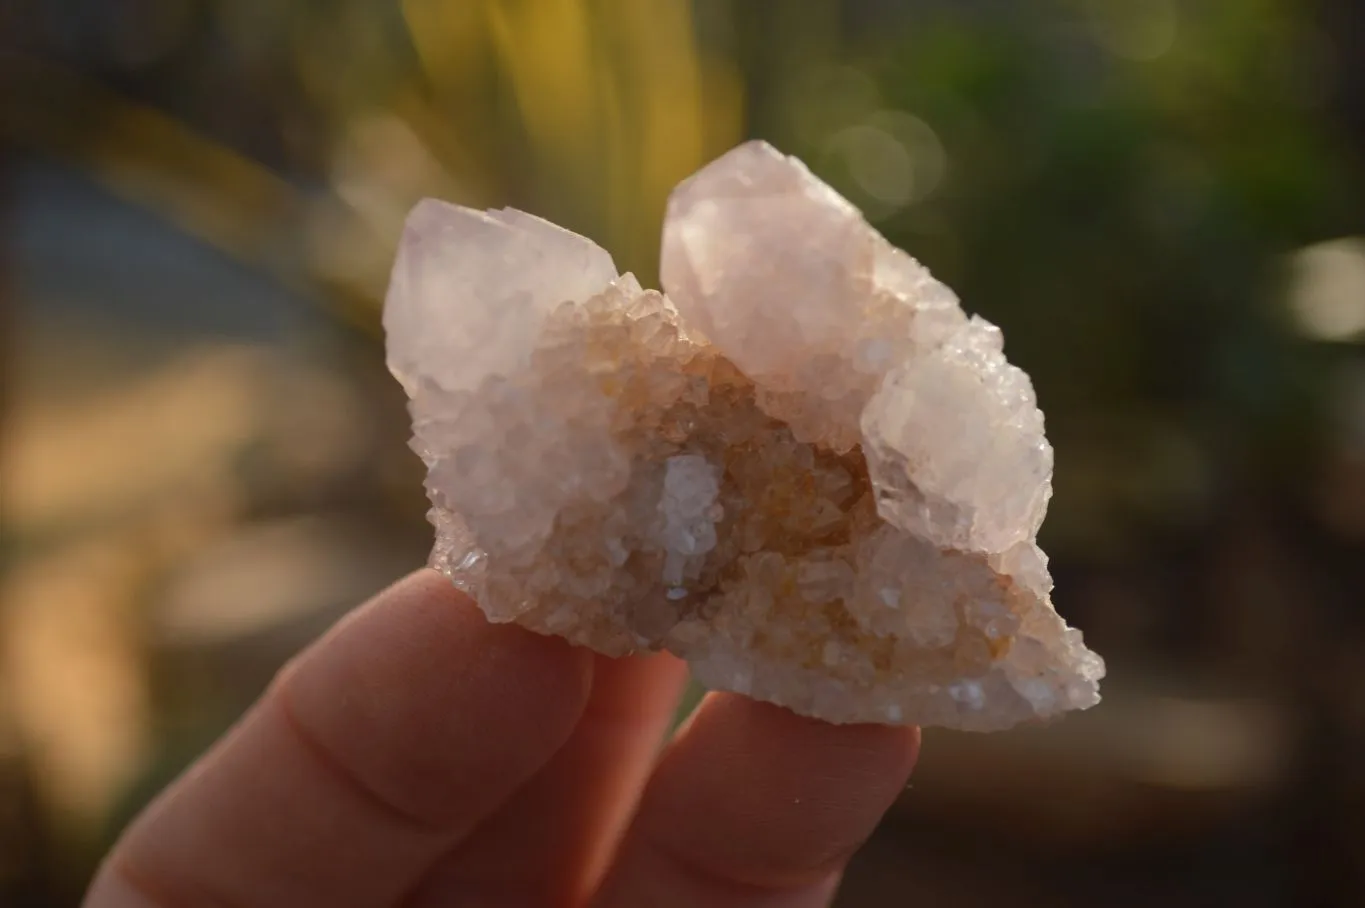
[84,570,919,907]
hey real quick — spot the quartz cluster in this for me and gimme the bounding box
[384,141,1104,731]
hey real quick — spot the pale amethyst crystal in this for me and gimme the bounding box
[383,141,1104,730]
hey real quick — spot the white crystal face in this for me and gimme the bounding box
[862,316,1053,553]
[384,201,618,396]
[385,140,1105,731]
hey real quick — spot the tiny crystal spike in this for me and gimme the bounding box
[384,141,1104,731]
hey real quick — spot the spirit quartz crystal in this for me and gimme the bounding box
[384,141,1104,731]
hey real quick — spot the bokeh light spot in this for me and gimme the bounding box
[829,124,914,207]
[826,110,945,215]
[1287,238,1365,342]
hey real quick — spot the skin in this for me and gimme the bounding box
[84,569,920,908]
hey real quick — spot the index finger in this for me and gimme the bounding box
[84,569,594,908]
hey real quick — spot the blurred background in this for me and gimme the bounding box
[2,0,1365,904]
